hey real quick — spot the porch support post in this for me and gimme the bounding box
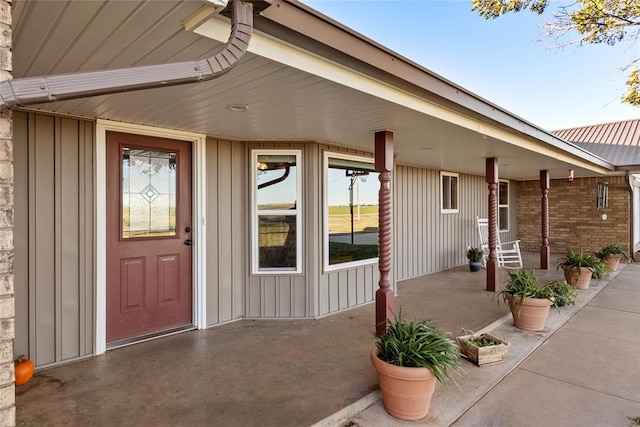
[486,158,499,292]
[540,170,550,269]
[375,130,394,336]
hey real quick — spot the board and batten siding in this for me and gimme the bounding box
[14,111,95,367]
[242,142,308,319]
[393,165,517,282]
[316,144,379,317]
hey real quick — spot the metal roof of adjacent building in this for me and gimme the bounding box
[553,119,640,168]
[553,119,640,146]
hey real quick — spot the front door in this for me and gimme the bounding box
[106,131,193,344]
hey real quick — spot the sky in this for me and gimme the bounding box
[301,0,640,131]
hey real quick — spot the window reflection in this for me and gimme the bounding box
[255,153,299,271]
[122,147,177,238]
[327,156,379,266]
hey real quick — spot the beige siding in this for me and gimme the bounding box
[244,142,309,319]
[205,138,247,325]
[14,111,94,367]
[316,145,379,317]
[393,166,515,281]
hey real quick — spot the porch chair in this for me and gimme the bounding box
[476,216,523,269]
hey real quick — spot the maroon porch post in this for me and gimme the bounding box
[540,170,550,269]
[375,130,394,336]
[485,158,499,291]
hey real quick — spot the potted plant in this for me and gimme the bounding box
[466,247,484,272]
[456,328,510,367]
[371,310,462,421]
[597,243,631,272]
[547,280,577,307]
[493,268,555,331]
[556,249,608,289]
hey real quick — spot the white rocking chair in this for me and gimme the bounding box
[476,216,523,269]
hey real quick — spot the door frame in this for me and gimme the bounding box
[96,119,207,355]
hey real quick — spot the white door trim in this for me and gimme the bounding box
[95,120,207,355]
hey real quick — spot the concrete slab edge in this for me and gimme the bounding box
[314,266,625,427]
[310,390,381,427]
[447,266,624,425]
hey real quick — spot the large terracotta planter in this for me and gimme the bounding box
[562,265,592,289]
[506,294,552,332]
[605,255,620,272]
[370,347,436,421]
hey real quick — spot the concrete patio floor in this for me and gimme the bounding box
[15,252,623,426]
[336,257,639,427]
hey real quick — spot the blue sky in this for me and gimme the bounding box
[301,0,639,131]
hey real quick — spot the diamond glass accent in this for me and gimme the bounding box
[122,147,177,238]
[140,184,161,203]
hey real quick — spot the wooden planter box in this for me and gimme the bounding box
[456,333,510,367]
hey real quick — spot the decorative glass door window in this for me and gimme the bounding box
[122,147,177,238]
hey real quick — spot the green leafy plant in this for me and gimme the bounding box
[556,249,609,280]
[375,309,463,384]
[459,328,504,347]
[547,280,577,307]
[466,247,484,262]
[493,268,555,306]
[598,243,631,262]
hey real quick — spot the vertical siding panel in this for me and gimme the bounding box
[364,266,373,302]
[231,142,244,319]
[279,277,291,317]
[33,114,56,366]
[319,274,329,315]
[329,272,338,312]
[294,276,305,317]
[13,112,29,358]
[206,138,220,325]
[217,141,233,322]
[356,267,365,305]
[263,277,276,317]
[347,268,357,307]
[248,276,261,317]
[306,144,319,317]
[60,118,80,360]
[338,270,348,310]
[81,121,95,356]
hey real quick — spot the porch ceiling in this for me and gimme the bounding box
[12,0,613,181]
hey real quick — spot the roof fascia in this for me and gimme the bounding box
[249,0,614,172]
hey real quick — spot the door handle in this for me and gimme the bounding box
[184,239,192,246]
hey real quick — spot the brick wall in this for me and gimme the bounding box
[0,0,14,424]
[516,175,630,255]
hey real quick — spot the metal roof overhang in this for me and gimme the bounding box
[12,0,615,181]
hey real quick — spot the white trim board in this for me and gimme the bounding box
[95,119,207,355]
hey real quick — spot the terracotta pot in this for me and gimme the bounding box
[562,265,591,289]
[506,294,551,332]
[370,347,436,421]
[605,255,620,272]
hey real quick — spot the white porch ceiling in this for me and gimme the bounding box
[12,0,613,181]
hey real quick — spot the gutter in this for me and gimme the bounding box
[0,0,266,113]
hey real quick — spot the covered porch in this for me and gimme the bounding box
[15,252,614,426]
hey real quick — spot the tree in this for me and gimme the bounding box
[471,0,640,106]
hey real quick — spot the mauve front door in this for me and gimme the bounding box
[106,131,192,343]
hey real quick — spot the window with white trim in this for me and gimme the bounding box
[325,153,379,270]
[498,180,509,232]
[440,171,459,213]
[252,150,301,274]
